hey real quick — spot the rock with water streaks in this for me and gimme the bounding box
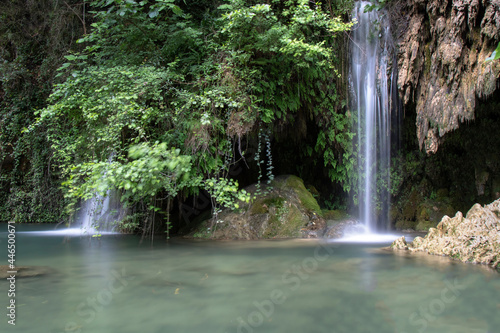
[393,0,500,153]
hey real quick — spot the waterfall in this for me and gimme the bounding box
[79,191,118,234]
[349,1,399,232]
[78,154,123,235]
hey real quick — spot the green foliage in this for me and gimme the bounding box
[36,65,171,173]
[205,177,250,210]
[5,0,356,230]
[64,143,199,203]
[0,0,87,222]
[218,0,352,124]
[219,0,356,192]
[363,0,389,13]
[315,111,356,193]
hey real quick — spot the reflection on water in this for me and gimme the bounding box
[0,224,499,333]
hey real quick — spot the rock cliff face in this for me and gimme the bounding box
[395,0,500,153]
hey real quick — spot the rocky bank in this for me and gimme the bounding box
[391,198,500,268]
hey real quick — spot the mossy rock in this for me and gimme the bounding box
[262,203,306,238]
[187,175,324,240]
[402,188,424,221]
[322,210,348,220]
[273,175,322,215]
[305,184,320,198]
[394,219,417,230]
[415,199,456,231]
[415,220,437,231]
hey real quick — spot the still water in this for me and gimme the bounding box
[1,224,499,333]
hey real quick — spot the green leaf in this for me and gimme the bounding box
[171,5,183,16]
[56,63,71,71]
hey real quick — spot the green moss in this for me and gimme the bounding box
[284,175,322,215]
[263,196,286,207]
[418,206,430,221]
[281,205,304,236]
[263,204,304,238]
[415,220,437,231]
[395,219,416,230]
[249,196,285,215]
[306,185,320,198]
[436,188,449,199]
[322,209,348,220]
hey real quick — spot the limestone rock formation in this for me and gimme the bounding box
[391,198,500,268]
[395,0,500,153]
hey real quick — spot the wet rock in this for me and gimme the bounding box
[390,198,500,268]
[391,236,409,250]
[323,218,364,239]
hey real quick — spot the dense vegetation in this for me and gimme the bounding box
[1,0,356,233]
[0,0,87,223]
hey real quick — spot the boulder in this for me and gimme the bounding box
[187,175,325,240]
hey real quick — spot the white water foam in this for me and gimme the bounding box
[18,228,118,236]
[333,232,401,243]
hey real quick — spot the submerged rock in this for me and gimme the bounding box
[0,265,55,278]
[187,175,325,240]
[391,199,500,268]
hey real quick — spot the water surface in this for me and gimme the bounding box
[1,224,499,333]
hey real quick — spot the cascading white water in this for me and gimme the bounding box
[77,153,125,234]
[350,1,397,233]
[79,191,116,234]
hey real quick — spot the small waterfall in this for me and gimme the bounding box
[79,191,119,234]
[349,1,399,232]
[78,154,123,235]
